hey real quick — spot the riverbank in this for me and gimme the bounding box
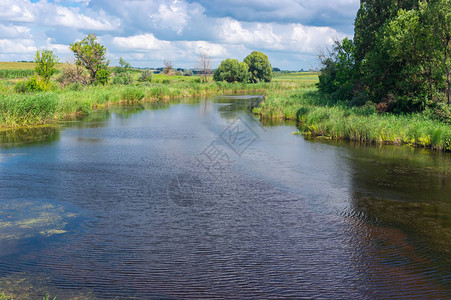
[255,88,451,151]
[0,80,289,128]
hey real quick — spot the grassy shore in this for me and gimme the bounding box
[255,85,451,151]
[2,62,451,152]
[0,74,295,128]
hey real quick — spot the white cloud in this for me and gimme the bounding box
[0,24,32,39]
[113,34,171,51]
[0,0,359,69]
[0,0,35,22]
[49,6,118,30]
[0,38,37,54]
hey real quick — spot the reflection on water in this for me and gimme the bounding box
[0,127,60,149]
[0,96,451,298]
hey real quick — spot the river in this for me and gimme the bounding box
[1,96,451,298]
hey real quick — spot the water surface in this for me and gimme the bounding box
[1,96,451,298]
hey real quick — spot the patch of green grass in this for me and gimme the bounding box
[257,88,451,151]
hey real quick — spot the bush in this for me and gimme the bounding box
[94,68,111,85]
[57,63,89,87]
[112,73,133,85]
[138,70,153,82]
[183,69,194,76]
[14,77,50,93]
[68,81,84,91]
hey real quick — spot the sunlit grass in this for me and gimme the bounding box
[256,88,451,151]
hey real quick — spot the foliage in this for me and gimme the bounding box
[94,68,111,86]
[213,59,250,83]
[138,70,153,82]
[244,51,273,83]
[183,69,194,76]
[69,34,108,84]
[119,57,131,69]
[258,87,451,151]
[317,38,356,102]
[56,63,89,87]
[14,76,51,93]
[318,0,451,115]
[112,72,133,85]
[34,49,59,83]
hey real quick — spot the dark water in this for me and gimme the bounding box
[1,96,451,299]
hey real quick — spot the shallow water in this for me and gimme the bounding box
[1,96,451,298]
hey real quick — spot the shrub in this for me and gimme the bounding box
[183,69,194,76]
[94,68,111,85]
[138,70,153,82]
[57,63,89,87]
[112,73,133,85]
[14,76,50,93]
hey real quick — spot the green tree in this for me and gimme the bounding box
[243,51,272,83]
[69,34,109,84]
[213,59,250,83]
[427,0,451,104]
[34,49,59,83]
[318,38,356,102]
[119,57,131,69]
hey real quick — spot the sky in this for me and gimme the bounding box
[0,0,360,70]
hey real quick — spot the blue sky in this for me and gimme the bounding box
[0,0,360,70]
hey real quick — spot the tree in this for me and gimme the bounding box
[213,59,249,83]
[69,34,108,84]
[163,60,173,75]
[318,38,356,102]
[34,49,59,83]
[197,52,211,83]
[119,57,131,69]
[243,51,272,83]
[428,0,451,104]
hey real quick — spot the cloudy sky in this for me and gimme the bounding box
[0,0,360,70]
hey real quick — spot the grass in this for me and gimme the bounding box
[256,86,451,151]
[1,63,450,152]
[0,72,292,127]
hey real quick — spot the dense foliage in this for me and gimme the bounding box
[244,51,273,83]
[34,50,59,83]
[213,51,272,83]
[70,34,109,84]
[213,59,249,83]
[318,0,451,115]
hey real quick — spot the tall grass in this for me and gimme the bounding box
[256,88,451,151]
[0,80,296,128]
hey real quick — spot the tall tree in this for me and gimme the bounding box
[244,51,273,83]
[428,0,451,104]
[70,34,108,84]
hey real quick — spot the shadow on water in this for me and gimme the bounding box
[332,141,451,294]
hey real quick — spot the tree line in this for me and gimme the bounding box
[318,0,451,117]
[31,34,273,90]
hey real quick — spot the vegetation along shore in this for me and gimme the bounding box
[2,0,451,155]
